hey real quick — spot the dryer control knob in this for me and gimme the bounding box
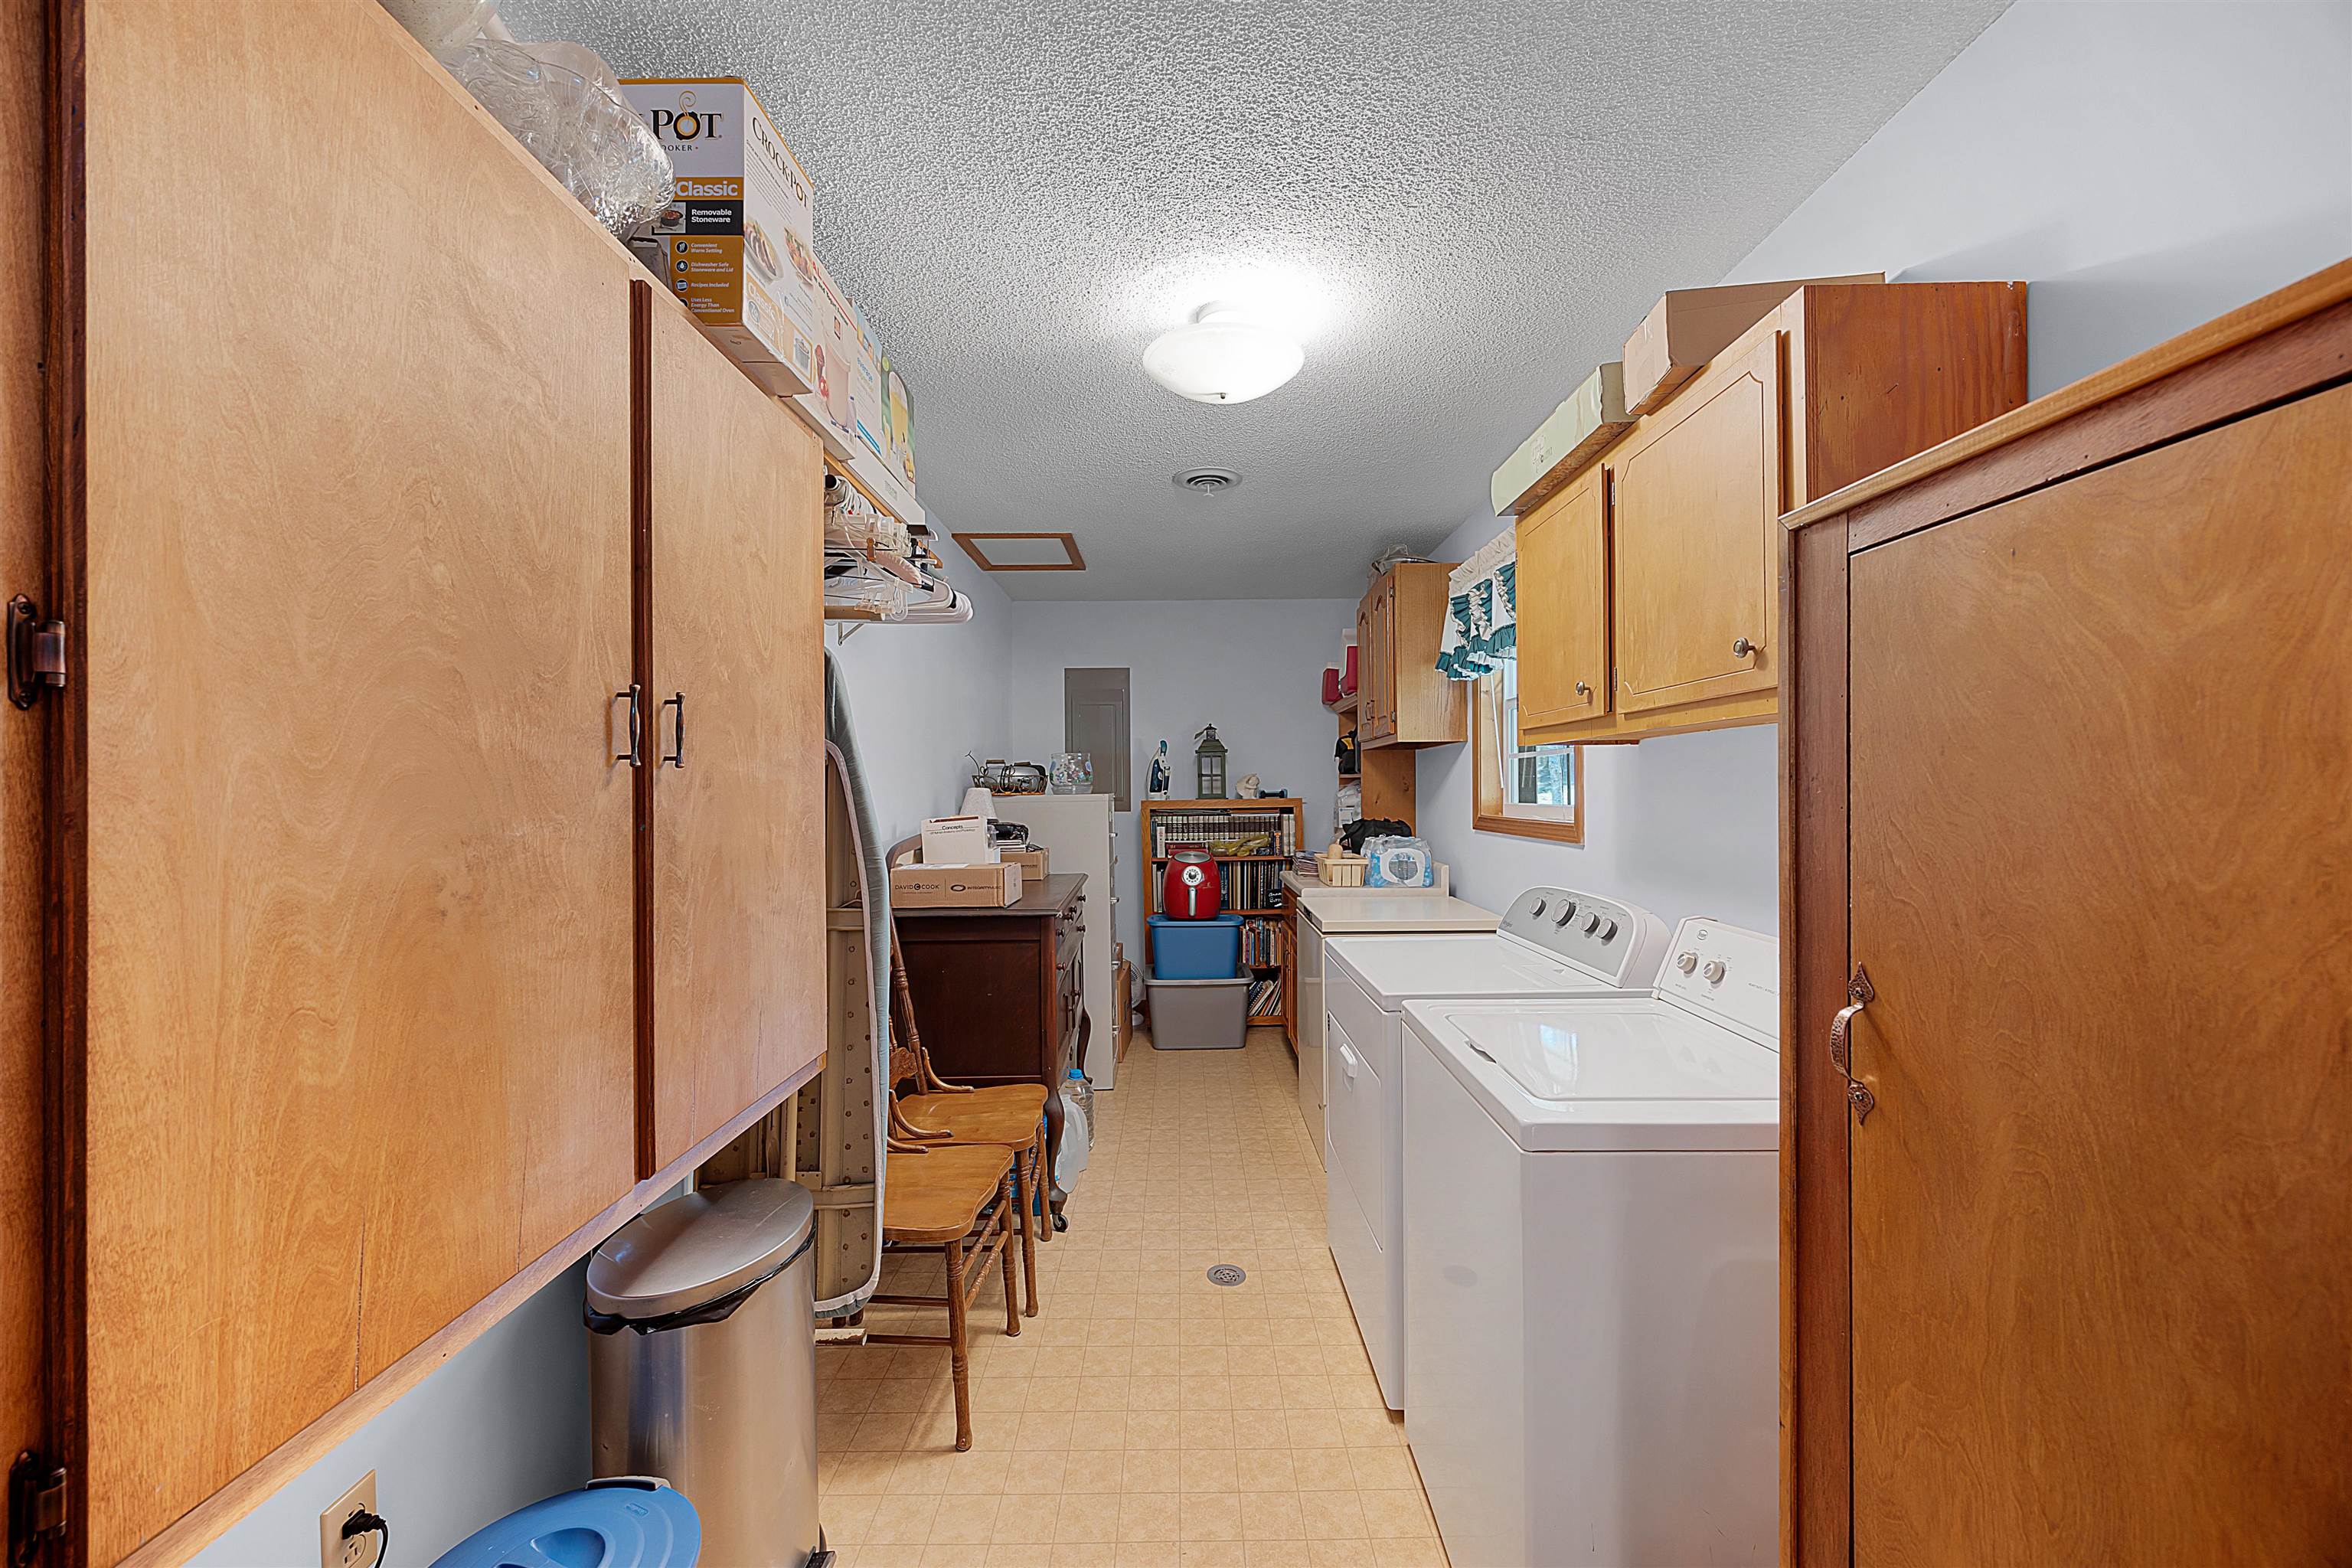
[1703,959,1726,985]
[1583,913,1602,933]
[1529,899,1547,918]
[1674,952,1697,973]
[1599,920,1619,942]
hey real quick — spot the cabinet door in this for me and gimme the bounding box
[1365,578,1395,741]
[80,5,639,1556]
[1612,331,1781,714]
[1514,469,1611,730]
[644,295,827,1170]
[1844,384,2352,1563]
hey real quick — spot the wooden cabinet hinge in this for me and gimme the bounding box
[8,1451,67,1566]
[6,596,66,710]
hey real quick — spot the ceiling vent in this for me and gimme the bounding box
[1173,467,1241,495]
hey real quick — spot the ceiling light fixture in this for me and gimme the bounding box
[1143,302,1303,406]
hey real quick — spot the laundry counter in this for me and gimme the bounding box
[1283,868,1497,1161]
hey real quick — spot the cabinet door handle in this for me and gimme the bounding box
[1830,963,1876,1124]
[1733,636,1761,659]
[612,684,642,768]
[1573,680,1592,700]
[659,691,686,768]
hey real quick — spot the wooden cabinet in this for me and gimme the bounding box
[1517,282,2027,743]
[641,291,828,1171]
[1354,563,1465,749]
[1513,466,1611,730]
[1782,262,2352,1568]
[10,7,834,1562]
[1614,329,1780,712]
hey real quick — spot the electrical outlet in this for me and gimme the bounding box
[318,1471,381,1568]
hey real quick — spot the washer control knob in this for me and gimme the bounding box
[1529,899,1547,918]
[1703,959,1726,985]
[1599,920,1619,942]
[1583,913,1602,933]
[1554,900,1578,927]
[1674,952,1698,973]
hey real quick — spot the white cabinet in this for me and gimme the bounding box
[994,793,1119,1088]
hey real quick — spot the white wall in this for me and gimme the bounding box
[998,599,1359,961]
[1419,0,2352,936]
[1730,0,2352,397]
[831,548,1018,848]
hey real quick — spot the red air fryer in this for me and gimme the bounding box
[1161,850,1223,918]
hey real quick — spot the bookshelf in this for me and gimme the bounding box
[1138,798,1306,1035]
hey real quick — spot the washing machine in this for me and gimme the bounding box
[1321,886,1670,1410]
[1401,917,1779,1568]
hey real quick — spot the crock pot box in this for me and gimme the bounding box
[620,77,820,398]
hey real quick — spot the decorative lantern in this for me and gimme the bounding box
[1194,724,1228,799]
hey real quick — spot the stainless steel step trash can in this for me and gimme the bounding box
[588,1178,825,1568]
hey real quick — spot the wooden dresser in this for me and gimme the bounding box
[897,873,1088,1200]
[1780,259,2352,1567]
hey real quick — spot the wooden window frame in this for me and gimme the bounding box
[1472,668,1585,844]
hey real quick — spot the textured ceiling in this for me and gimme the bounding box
[507,0,2009,599]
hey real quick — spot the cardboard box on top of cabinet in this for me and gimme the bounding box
[1490,361,1632,517]
[620,77,821,399]
[792,253,866,462]
[891,862,1022,909]
[867,311,917,493]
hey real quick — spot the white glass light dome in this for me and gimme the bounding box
[1142,302,1304,405]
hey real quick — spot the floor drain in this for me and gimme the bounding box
[1207,1264,1246,1287]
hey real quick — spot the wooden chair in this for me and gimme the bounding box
[867,1034,1023,1452]
[889,930,1053,1318]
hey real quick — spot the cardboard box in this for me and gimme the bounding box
[792,255,867,462]
[920,814,998,866]
[1622,272,1883,416]
[891,862,1022,909]
[621,77,822,398]
[1490,362,1633,517]
[1003,845,1050,884]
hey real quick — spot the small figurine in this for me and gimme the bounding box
[1237,773,1262,800]
[1147,740,1171,800]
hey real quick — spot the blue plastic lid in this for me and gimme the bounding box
[1146,913,1243,928]
[428,1478,700,1568]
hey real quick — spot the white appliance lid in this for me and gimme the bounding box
[1301,890,1499,933]
[1408,998,1779,1152]
[1329,932,1612,1004]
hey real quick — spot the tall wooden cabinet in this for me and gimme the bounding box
[7,5,831,1563]
[1354,563,1465,749]
[1517,282,2027,743]
[1781,261,2352,1566]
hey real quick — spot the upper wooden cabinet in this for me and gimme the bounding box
[16,7,835,1563]
[1517,282,2027,743]
[1514,466,1610,731]
[1614,328,1782,714]
[74,3,642,1558]
[1357,563,1465,750]
[641,289,828,1172]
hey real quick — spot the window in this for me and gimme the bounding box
[1472,662,1583,842]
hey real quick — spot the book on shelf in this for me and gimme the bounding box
[1146,805,1299,858]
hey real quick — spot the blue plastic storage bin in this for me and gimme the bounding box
[1148,913,1243,979]
[430,1477,701,1568]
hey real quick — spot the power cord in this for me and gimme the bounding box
[340,1508,390,1567]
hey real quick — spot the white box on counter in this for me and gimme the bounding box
[620,77,821,398]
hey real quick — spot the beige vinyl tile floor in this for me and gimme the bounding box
[815,1026,1450,1567]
